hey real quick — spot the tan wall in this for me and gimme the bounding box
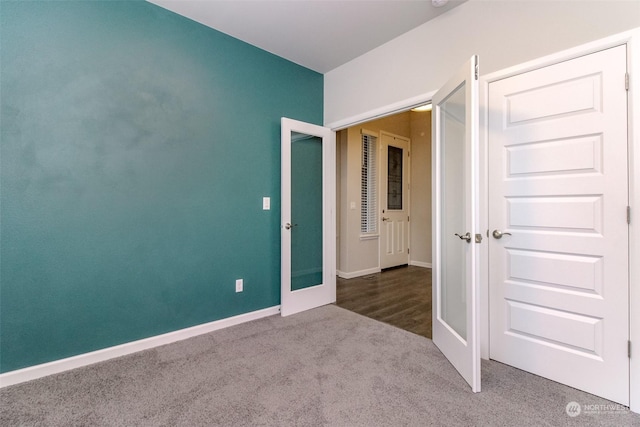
[337,111,432,277]
[409,110,432,267]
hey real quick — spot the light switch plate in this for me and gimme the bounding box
[263,197,270,210]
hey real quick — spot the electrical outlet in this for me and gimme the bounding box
[235,279,243,293]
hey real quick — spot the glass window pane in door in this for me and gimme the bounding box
[387,146,403,210]
[291,132,323,291]
[439,82,467,340]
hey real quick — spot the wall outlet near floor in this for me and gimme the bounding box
[235,279,243,293]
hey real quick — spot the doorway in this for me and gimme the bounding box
[336,109,433,338]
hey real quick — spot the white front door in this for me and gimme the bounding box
[432,55,481,392]
[380,133,410,269]
[281,118,336,317]
[488,46,629,405]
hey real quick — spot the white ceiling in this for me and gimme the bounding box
[147,0,468,73]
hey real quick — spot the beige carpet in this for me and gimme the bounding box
[1,305,639,426]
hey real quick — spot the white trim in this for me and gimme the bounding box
[360,128,378,137]
[409,261,432,269]
[326,91,436,131]
[627,29,640,414]
[479,28,640,413]
[337,267,381,279]
[481,30,639,86]
[0,305,280,389]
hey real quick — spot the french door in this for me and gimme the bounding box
[280,118,336,317]
[432,56,481,392]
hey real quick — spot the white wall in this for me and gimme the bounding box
[324,0,640,126]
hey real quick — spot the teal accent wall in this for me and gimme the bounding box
[0,1,323,373]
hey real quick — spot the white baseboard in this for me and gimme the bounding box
[410,261,432,268]
[0,305,281,388]
[337,267,381,279]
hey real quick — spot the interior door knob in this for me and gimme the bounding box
[284,223,298,230]
[492,229,512,239]
[455,232,472,243]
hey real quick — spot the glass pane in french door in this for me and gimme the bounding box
[290,132,323,290]
[440,82,467,340]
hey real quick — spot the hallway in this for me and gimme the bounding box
[336,266,432,339]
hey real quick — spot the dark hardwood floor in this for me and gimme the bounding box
[336,265,432,339]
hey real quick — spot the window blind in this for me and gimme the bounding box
[361,133,378,234]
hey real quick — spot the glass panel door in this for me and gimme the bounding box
[432,56,480,392]
[281,118,335,316]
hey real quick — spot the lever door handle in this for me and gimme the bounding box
[284,223,298,230]
[492,229,512,239]
[382,217,390,221]
[455,232,472,243]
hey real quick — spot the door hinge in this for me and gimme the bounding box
[629,340,632,358]
[625,72,629,91]
[407,248,410,255]
[407,216,410,222]
[628,206,631,224]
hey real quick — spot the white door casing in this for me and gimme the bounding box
[380,133,410,269]
[281,118,336,317]
[432,55,481,392]
[488,46,629,405]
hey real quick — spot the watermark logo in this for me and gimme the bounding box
[566,401,581,417]
[565,401,629,417]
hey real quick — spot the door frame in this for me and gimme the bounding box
[478,29,640,411]
[327,28,640,413]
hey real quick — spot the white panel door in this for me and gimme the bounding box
[281,118,336,317]
[380,133,410,269]
[488,46,629,405]
[432,55,481,392]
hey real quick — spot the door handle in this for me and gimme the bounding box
[382,217,390,221]
[284,223,298,230]
[492,229,512,239]
[455,232,472,243]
